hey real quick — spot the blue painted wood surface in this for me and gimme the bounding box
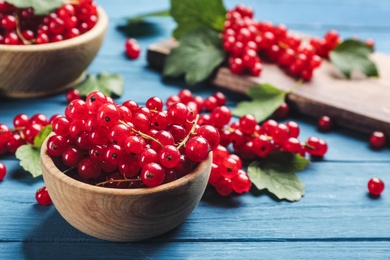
[1,0,390,258]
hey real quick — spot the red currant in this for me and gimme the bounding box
[35,186,52,206]
[318,116,333,132]
[0,162,6,181]
[125,38,141,59]
[369,131,386,149]
[367,177,385,196]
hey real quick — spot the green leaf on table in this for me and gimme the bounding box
[75,72,124,97]
[232,84,287,122]
[330,39,379,78]
[163,28,226,85]
[32,125,52,148]
[170,0,226,39]
[15,145,42,178]
[248,152,310,202]
[5,0,65,15]
[125,10,170,24]
[15,125,53,177]
[117,9,170,37]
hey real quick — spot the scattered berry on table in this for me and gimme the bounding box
[0,162,6,181]
[35,186,52,206]
[369,131,386,149]
[317,115,333,132]
[367,177,385,196]
[125,38,141,59]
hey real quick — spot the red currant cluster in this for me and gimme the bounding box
[0,113,60,182]
[0,113,58,153]
[166,90,252,196]
[47,91,216,188]
[222,5,343,80]
[0,0,97,45]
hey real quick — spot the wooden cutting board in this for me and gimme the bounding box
[147,39,390,137]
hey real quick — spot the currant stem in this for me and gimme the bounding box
[118,120,164,147]
[14,15,33,45]
[286,78,304,94]
[96,178,142,187]
[177,114,199,150]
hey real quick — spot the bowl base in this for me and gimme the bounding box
[0,72,86,98]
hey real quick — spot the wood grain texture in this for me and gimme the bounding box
[0,0,389,258]
[0,7,108,98]
[147,39,390,136]
[40,135,212,242]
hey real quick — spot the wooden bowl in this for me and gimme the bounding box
[0,7,108,98]
[40,136,212,242]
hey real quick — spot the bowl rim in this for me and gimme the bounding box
[41,133,212,196]
[0,6,108,52]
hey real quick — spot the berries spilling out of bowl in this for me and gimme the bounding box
[0,0,98,45]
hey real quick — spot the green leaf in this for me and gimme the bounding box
[330,39,379,78]
[232,84,287,122]
[163,28,226,85]
[15,145,42,178]
[125,10,170,24]
[33,125,52,148]
[5,0,66,15]
[248,152,310,202]
[96,73,124,97]
[75,72,124,97]
[170,0,226,39]
[15,125,53,177]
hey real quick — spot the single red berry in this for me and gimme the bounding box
[125,38,141,59]
[78,157,102,179]
[318,115,333,132]
[35,186,52,206]
[0,162,6,181]
[159,145,180,169]
[368,177,385,196]
[185,136,210,162]
[141,163,165,187]
[231,170,251,193]
[238,114,257,134]
[197,125,220,150]
[214,177,233,196]
[66,89,81,103]
[273,102,289,119]
[13,114,29,128]
[369,131,386,149]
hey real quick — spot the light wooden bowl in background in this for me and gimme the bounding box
[0,7,108,98]
[40,135,212,242]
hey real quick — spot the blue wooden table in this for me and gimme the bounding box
[1,0,390,258]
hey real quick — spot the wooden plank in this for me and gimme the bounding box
[147,39,390,136]
[2,241,390,259]
[1,160,389,242]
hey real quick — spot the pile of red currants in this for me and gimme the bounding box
[222,5,367,80]
[0,0,98,45]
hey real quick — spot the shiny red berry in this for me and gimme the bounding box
[35,186,52,206]
[125,38,141,59]
[317,115,333,132]
[369,131,386,149]
[368,177,385,196]
[0,162,6,181]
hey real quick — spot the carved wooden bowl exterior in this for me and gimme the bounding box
[40,136,212,242]
[0,7,108,98]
